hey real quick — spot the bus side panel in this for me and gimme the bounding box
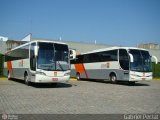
[84,69,128,80]
[8,59,30,80]
[12,68,30,80]
[71,61,130,81]
[85,69,106,80]
[83,62,121,80]
[114,70,129,81]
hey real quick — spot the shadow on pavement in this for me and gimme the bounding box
[79,78,150,86]
[116,81,150,86]
[9,78,72,88]
[32,83,72,88]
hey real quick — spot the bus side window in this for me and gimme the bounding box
[119,49,129,70]
[30,43,36,71]
[76,55,84,64]
[99,50,118,62]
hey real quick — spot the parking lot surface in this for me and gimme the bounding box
[0,79,160,114]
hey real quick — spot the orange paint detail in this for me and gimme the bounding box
[7,61,12,72]
[107,62,110,68]
[74,64,85,74]
[74,64,88,78]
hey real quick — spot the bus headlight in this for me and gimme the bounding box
[36,71,46,76]
[130,74,141,77]
[64,72,70,76]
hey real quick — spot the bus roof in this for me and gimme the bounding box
[79,46,148,55]
[5,40,68,54]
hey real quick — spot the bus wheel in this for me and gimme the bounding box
[24,73,30,86]
[8,71,11,80]
[110,73,117,84]
[76,73,81,80]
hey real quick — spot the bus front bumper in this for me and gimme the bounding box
[129,76,152,81]
[35,74,70,83]
[129,71,152,81]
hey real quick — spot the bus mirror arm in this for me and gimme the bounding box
[152,56,158,64]
[34,46,39,56]
[129,53,134,63]
[69,49,76,60]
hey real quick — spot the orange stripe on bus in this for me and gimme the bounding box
[75,64,85,74]
[7,61,13,72]
[74,64,88,78]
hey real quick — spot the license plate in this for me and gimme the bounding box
[52,78,58,81]
[142,78,145,80]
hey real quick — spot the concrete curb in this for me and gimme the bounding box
[70,78,77,81]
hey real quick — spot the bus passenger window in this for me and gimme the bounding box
[30,43,36,71]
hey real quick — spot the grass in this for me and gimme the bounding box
[0,76,7,80]
[70,78,77,80]
[153,77,160,80]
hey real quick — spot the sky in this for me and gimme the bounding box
[0,0,160,46]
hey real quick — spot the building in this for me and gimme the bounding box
[5,40,26,51]
[33,38,113,54]
[138,43,160,50]
[0,36,8,76]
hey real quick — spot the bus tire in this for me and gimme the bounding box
[76,73,81,80]
[24,72,30,86]
[110,73,117,84]
[8,71,11,80]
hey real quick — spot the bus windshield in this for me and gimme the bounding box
[37,42,69,71]
[129,49,152,72]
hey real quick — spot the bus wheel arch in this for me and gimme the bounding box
[76,72,81,80]
[24,71,30,85]
[109,72,117,84]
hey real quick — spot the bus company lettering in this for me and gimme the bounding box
[54,72,57,76]
[18,60,24,67]
[101,62,110,68]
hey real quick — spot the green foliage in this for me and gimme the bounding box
[0,55,4,76]
[152,63,160,78]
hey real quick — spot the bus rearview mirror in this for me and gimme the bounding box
[34,46,39,56]
[69,49,76,60]
[129,53,134,63]
[152,56,158,64]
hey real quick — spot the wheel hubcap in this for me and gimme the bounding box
[77,74,80,80]
[112,76,116,81]
[25,75,28,84]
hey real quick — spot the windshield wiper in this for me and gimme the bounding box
[57,61,64,71]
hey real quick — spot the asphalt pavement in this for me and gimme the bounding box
[0,79,160,114]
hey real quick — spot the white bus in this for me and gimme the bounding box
[70,47,157,84]
[4,40,70,85]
